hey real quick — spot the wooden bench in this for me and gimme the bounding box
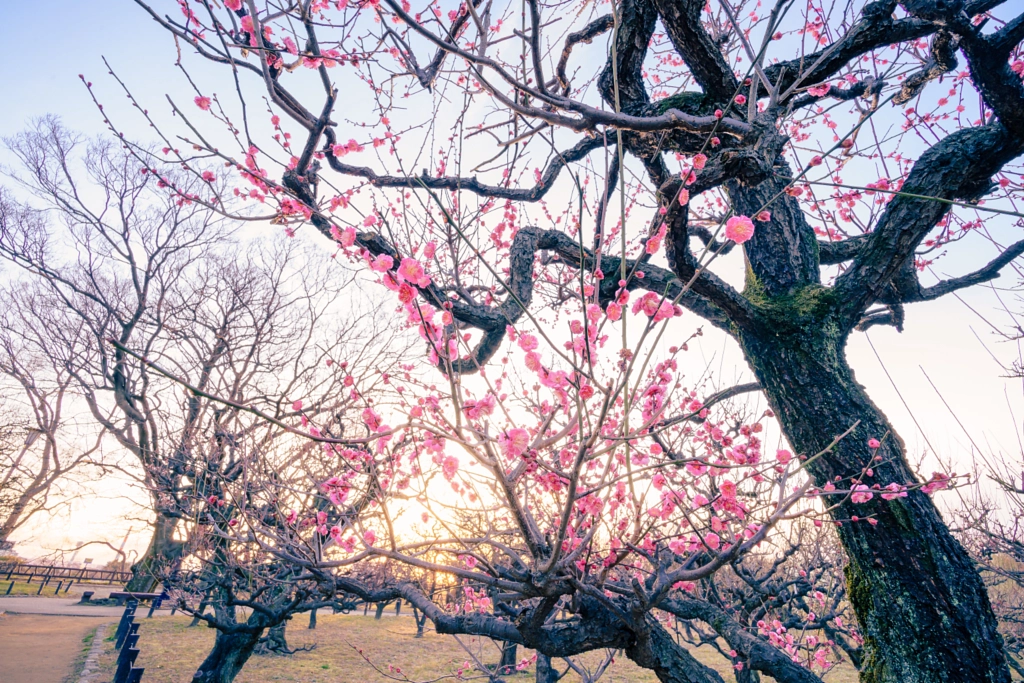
[77,591,95,604]
[109,591,165,607]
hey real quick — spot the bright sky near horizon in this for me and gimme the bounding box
[1,0,1023,565]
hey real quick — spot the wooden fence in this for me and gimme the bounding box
[0,562,132,585]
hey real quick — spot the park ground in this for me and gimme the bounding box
[0,584,861,683]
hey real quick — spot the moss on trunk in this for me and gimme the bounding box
[735,293,1009,683]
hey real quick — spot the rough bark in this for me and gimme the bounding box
[192,626,264,683]
[126,513,183,592]
[624,615,726,683]
[662,597,821,683]
[535,653,561,683]
[254,622,290,655]
[735,299,1008,683]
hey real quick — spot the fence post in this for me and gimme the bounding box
[126,667,145,683]
[113,647,139,683]
[114,601,138,649]
[5,581,13,595]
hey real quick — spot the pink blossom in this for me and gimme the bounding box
[462,394,496,418]
[362,407,383,431]
[201,170,215,182]
[922,473,950,494]
[518,334,539,352]
[692,153,707,170]
[398,283,415,303]
[704,532,721,550]
[370,254,394,272]
[724,215,755,244]
[851,484,874,504]
[776,449,793,464]
[755,211,771,222]
[442,456,459,480]
[283,36,298,55]
[606,302,622,321]
[632,292,661,317]
[363,529,376,546]
[330,139,365,157]
[330,225,357,247]
[194,96,212,111]
[397,257,431,287]
[880,483,908,501]
[734,94,747,105]
[225,0,242,9]
[867,438,881,449]
[292,399,303,411]
[502,428,531,458]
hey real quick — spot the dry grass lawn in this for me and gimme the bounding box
[92,613,859,683]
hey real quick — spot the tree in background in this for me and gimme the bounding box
[0,120,398,591]
[0,310,100,546]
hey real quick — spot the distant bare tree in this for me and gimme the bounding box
[0,118,396,590]
[0,299,101,546]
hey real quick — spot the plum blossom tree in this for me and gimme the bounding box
[104,0,1024,680]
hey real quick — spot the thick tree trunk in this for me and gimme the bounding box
[0,497,30,545]
[254,622,290,655]
[412,606,427,637]
[535,653,560,683]
[192,627,264,683]
[624,616,725,683]
[374,601,387,620]
[738,317,1009,683]
[126,513,183,592]
[189,602,208,627]
[498,641,518,675]
[734,663,760,683]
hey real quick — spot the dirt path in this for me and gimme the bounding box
[0,597,173,617]
[0,614,109,683]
